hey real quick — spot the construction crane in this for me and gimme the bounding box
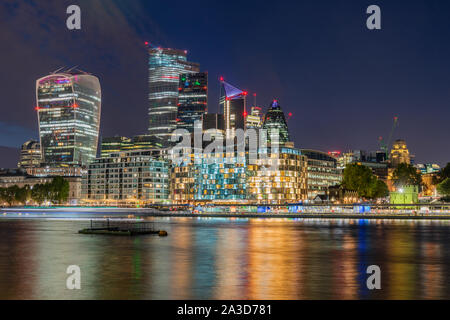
[378,116,399,160]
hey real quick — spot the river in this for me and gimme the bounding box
[0,215,449,299]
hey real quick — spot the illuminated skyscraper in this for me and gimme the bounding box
[219,80,247,138]
[262,101,290,145]
[246,106,263,130]
[148,48,199,146]
[36,70,101,166]
[18,140,41,169]
[177,72,208,133]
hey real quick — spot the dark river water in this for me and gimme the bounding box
[0,216,449,300]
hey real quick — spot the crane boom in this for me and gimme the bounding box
[378,116,399,160]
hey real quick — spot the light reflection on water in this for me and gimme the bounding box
[0,217,449,300]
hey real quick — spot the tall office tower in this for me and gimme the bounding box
[246,106,263,130]
[262,100,290,145]
[148,48,200,146]
[390,139,411,167]
[36,70,101,167]
[219,80,247,138]
[177,72,208,133]
[18,140,41,169]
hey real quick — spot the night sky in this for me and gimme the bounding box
[1,0,449,167]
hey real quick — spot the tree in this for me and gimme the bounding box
[14,186,30,205]
[31,184,49,205]
[392,163,422,188]
[372,179,389,199]
[435,163,450,184]
[437,178,450,198]
[49,177,69,204]
[343,163,387,199]
[0,188,10,206]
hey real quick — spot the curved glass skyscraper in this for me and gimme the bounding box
[148,48,199,146]
[262,101,290,145]
[36,71,101,167]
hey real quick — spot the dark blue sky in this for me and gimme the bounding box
[1,0,449,166]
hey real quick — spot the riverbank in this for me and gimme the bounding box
[145,211,450,220]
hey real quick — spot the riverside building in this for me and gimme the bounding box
[301,149,342,200]
[247,146,308,204]
[82,150,170,206]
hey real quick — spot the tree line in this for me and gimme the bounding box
[342,164,389,200]
[435,163,450,200]
[0,177,70,207]
[342,162,450,202]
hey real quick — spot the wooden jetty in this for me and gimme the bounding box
[79,219,168,237]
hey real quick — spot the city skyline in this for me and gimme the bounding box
[1,0,450,167]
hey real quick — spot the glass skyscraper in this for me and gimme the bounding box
[177,72,208,133]
[148,48,199,146]
[36,70,101,167]
[219,80,247,138]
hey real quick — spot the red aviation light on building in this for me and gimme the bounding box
[243,111,248,117]
[144,41,149,46]
[219,76,224,82]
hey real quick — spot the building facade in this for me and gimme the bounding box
[36,70,101,167]
[247,147,308,204]
[390,139,411,167]
[177,72,208,133]
[246,107,263,130]
[82,150,170,205]
[219,81,247,139]
[301,149,342,200]
[100,136,166,157]
[262,101,290,145]
[148,48,199,146]
[18,140,41,169]
[101,137,132,157]
[171,145,308,205]
[0,171,81,205]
